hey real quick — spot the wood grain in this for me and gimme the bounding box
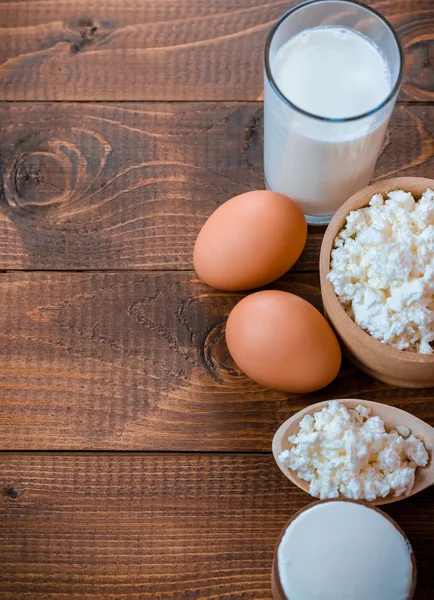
[0,271,433,451]
[0,0,432,101]
[1,1,433,597]
[0,102,433,271]
[0,453,432,599]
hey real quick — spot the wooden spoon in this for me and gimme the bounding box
[272,399,434,506]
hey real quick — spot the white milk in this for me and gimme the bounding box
[264,26,392,221]
[278,501,413,600]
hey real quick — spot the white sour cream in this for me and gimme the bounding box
[278,501,413,600]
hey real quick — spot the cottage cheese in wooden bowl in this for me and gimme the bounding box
[328,187,434,354]
[319,177,434,387]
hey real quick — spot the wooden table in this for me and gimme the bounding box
[0,1,433,598]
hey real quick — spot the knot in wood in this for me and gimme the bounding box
[4,486,18,500]
[201,321,241,382]
[71,19,99,53]
[2,136,82,210]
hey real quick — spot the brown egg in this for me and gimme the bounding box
[193,190,307,291]
[225,291,341,393]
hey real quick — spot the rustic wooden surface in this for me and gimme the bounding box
[0,455,433,599]
[0,102,433,271]
[1,271,434,451]
[0,0,433,598]
[0,0,433,100]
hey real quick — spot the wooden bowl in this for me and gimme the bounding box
[320,177,434,388]
[271,499,417,600]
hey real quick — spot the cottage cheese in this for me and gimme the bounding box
[327,188,434,353]
[278,400,429,501]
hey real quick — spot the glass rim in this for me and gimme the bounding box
[264,0,404,123]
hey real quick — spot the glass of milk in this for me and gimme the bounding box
[264,0,403,225]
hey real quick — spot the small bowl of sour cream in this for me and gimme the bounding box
[319,176,434,388]
[272,499,416,600]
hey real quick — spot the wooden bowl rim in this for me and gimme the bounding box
[272,498,417,600]
[320,176,434,364]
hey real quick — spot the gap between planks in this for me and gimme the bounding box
[0,99,432,105]
[0,450,273,455]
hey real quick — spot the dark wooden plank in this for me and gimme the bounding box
[0,102,433,271]
[0,0,432,100]
[0,271,433,451]
[0,453,432,599]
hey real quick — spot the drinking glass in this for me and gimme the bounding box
[264,0,403,225]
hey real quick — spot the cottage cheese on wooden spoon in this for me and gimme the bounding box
[278,401,429,501]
